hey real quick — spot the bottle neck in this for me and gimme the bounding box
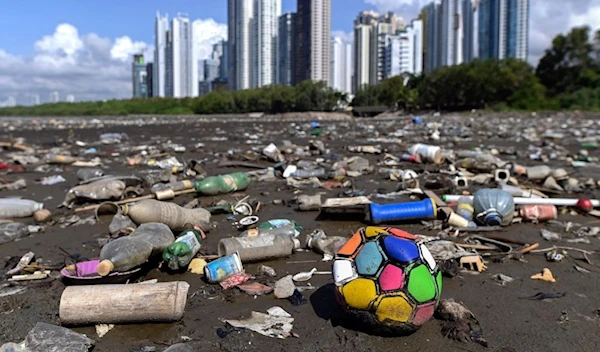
[484,213,502,226]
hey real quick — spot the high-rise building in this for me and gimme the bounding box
[228,0,254,90]
[146,63,154,97]
[31,95,40,106]
[462,0,477,62]
[478,0,528,60]
[132,54,148,98]
[278,13,295,86]
[422,2,442,73]
[6,96,16,107]
[204,59,220,82]
[330,37,352,94]
[253,0,281,87]
[66,95,75,103]
[153,12,168,97]
[352,10,405,91]
[384,19,424,78]
[219,40,229,81]
[293,0,331,86]
[441,0,463,67]
[170,14,198,98]
[50,91,59,103]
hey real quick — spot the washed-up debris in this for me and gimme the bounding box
[521,292,566,301]
[541,229,561,242]
[0,179,26,191]
[257,265,277,277]
[274,275,295,299]
[95,324,115,338]
[531,268,556,283]
[492,273,514,286]
[224,307,294,339]
[436,299,487,347]
[0,322,95,352]
[0,283,27,298]
[237,282,273,296]
[40,175,66,185]
[292,268,332,282]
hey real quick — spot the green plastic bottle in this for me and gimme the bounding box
[194,172,250,196]
[162,228,203,270]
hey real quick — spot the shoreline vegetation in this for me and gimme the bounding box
[2,26,599,117]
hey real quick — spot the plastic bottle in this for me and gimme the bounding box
[76,168,104,181]
[151,180,195,193]
[456,196,474,221]
[305,230,348,260]
[123,199,211,232]
[472,189,515,226]
[163,228,203,270]
[97,222,175,276]
[61,179,126,207]
[194,172,250,196]
[0,222,30,245]
[239,219,302,238]
[0,199,44,219]
[289,168,327,179]
[218,234,301,263]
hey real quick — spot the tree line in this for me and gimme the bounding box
[1,25,599,116]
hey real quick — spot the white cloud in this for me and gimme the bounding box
[0,19,226,104]
[332,30,354,43]
[364,0,600,66]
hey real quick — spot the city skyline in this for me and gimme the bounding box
[0,0,599,104]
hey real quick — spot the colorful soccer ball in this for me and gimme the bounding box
[332,227,442,333]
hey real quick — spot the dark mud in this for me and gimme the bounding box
[1,114,600,352]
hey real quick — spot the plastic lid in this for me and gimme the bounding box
[292,238,301,251]
[484,213,502,226]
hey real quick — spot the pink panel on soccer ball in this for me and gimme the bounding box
[412,302,436,326]
[379,264,404,291]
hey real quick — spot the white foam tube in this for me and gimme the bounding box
[442,195,600,207]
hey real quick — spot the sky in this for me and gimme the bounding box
[1,0,600,105]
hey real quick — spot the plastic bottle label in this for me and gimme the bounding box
[236,236,275,248]
[175,231,201,254]
[223,175,237,191]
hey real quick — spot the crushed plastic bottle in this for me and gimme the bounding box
[61,179,126,207]
[162,227,203,270]
[0,222,30,245]
[305,229,348,261]
[123,199,211,232]
[473,189,515,226]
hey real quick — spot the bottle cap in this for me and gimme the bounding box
[292,238,301,251]
[97,260,115,276]
[484,213,502,226]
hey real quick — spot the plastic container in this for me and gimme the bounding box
[61,179,126,207]
[0,222,30,245]
[97,222,175,276]
[368,199,437,224]
[76,168,104,181]
[456,196,474,221]
[526,165,552,181]
[472,189,515,226]
[298,194,322,211]
[500,183,540,198]
[218,234,300,263]
[44,153,77,164]
[194,172,250,196]
[0,198,44,219]
[408,144,443,164]
[520,205,558,221]
[163,228,203,270]
[123,199,211,232]
[238,219,303,238]
[306,230,348,260]
[289,168,327,179]
[204,252,243,283]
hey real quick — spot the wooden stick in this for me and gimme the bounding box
[74,189,196,213]
[518,243,539,254]
[456,243,497,250]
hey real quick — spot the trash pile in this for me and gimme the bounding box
[1,113,599,350]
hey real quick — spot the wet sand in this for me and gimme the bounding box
[1,114,599,352]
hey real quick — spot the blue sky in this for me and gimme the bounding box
[1,0,375,56]
[0,0,599,104]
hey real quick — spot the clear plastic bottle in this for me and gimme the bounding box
[97,237,153,276]
[218,234,301,263]
[61,179,126,207]
[97,222,175,276]
[305,230,348,261]
[456,196,474,221]
[472,189,515,226]
[289,168,327,179]
[123,199,211,232]
[0,199,44,219]
[239,219,302,238]
[0,222,30,245]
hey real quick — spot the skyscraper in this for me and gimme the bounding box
[352,10,404,91]
[330,37,352,94]
[170,14,198,97]
[253,0,281,87]
[441,0,463,67]
[293,0,331,86]
[153,12,168,97]
[31,95,40,106]
[132,54,148,98]
[6,96,16,107]
[478,0,528,60]
[228,0,254,90]
[66,95,75,103]
[146,63,154,97]
[462,0,476,62]
[383,19,423,78]
[278,13,295,86]
[422,2,442,73]
[50,91,59,103]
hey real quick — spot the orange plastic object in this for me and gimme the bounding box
[337,231,363,258]
[387,228,417,240]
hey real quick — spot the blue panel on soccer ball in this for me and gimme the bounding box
[382,235,420,263]
[355,241,384,276]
